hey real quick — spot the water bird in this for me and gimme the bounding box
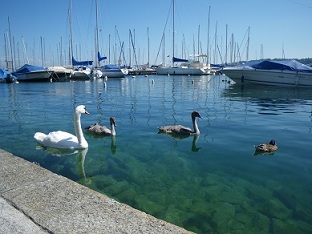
[158,111,202,136]
[85,117,116,136]
[254,139,278,152]
[34,105,89,149]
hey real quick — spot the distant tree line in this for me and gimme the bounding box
[296,58,312,66]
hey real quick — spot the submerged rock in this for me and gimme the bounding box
[211,202,235,232]
[273,186,297,210]
[262,199,292,220]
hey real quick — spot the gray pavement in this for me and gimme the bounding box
[0,149,193,234]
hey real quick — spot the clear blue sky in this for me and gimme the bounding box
[1,0,311,68]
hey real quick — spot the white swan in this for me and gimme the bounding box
[158,111,202,136]
[34,105,89,149]
[85,117,116,136]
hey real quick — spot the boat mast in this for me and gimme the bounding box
[95,0,99,67]
[246,26,250,61]
[128,30,131,67]
[7,17,14,71]
[172,0,175,64]
[198,25,200,61]
[147,27,150,67]
[206,5,211,65]
[225,24,228,64]
[69,0,73,67]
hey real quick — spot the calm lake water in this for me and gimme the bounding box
[1,75,312,233]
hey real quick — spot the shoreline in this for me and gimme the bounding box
[0,149,192,233]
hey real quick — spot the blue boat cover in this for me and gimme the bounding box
[97,52,107,62]
[246,60,312,73]
[14,64,47,73]
[172,57,188,63]
[72,56,93,66]
[0,68,11,78]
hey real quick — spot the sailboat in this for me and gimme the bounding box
[68,0,92,81]
[94,0,127,78]
[156,0,205,76]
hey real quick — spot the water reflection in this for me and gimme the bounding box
[35,145,78,157]
[35,146,91,184]
[110,136,117,154]
[158,133,201,152]
[191,135,201,152]
[223,83,312,102]
[223,83,312,117]
[253,150,275,156]
[76,148,92,184]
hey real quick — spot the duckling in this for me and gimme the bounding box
[158,111,202,136]
[255,139,278,152]
[85,117,116,136]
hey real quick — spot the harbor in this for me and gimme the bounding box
[1,0,312,233]
[0,75,312,233]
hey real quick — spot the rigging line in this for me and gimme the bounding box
[154,0,173,65]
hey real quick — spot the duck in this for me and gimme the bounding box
[85,117,116,136]
[158,111,202,136]
[34,105,89,149]
[254,139,278,152]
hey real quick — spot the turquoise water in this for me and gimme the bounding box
[1,75,312,233]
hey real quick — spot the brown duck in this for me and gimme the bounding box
[255,139,278,152]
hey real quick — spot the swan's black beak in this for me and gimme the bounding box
[85,110,90,115]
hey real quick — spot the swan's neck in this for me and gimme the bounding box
[110,123,116,136]
[192,116,200,135]
[74,113,87,145]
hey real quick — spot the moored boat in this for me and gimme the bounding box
[156,0,206,76]
[0,68,18,83]
[68,57,92,81]
[48,66,72,81]
[220,60,312,87]
[12,64,53,82]
[156,64,205,76]
[101,65,128,78]
[156,59,205,76]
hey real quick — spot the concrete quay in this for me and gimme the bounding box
[0,149,193,234]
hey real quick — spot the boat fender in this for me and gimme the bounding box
[241,75,245,83]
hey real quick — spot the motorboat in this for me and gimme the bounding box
[69,57,92,81]
[48,66,72,81]
[156,59,205,76]
[70,66,92,81]
[101,65,128,78]
[13,64,53,82]
[220,60,312,87]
